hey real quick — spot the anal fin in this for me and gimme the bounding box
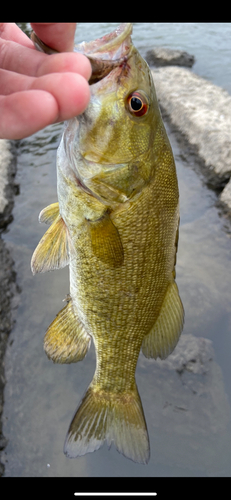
[142,281,184,360]
[31,213,69,274]
[44,299,91,363]
[86,211,124,268]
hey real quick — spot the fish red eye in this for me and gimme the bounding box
[127,91,149,117]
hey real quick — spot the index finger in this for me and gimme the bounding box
[0,36,91,80]
[0,23,34,48]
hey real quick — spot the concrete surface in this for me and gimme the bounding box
[0,139,19,475]
[151,66,231,211]
[145,47,195,68]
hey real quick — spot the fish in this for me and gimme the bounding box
[31,23,184,464]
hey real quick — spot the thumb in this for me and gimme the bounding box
[30,23,77,52]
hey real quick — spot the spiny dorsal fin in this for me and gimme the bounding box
[44,299,91,363]
[86,212,124,268]
[142,281,184,360]
[39,202,60,225]
[31,214,69,274]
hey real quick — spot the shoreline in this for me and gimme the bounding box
[0,140,19,475]
[0,56,231,475]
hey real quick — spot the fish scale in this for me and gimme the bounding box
[68,163,176,380]
[31,23,184,464]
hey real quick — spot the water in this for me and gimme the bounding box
[75,23,231,94]
[2,23,231,477]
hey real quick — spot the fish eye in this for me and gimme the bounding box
[126,91,149,117]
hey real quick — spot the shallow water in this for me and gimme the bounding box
[2,23,231,477]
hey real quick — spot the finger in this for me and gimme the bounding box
[0,69,90,98]
[0,38,91,81]
[32,73,91,121]
[36,52,92,81]
[0,36,47,75]
[0,22,34,49]
[30,23,77,52]
[0,68,91,119]
[0,90,59,140]
[0,70,91,138]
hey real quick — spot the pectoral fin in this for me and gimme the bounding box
[142,281,184,360]
[44,299,91,363]
[31,214,69,274]
[39,202,60,224]
[86,212,124,268]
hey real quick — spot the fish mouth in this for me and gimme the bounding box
[75,23,133,85]
[31,23,133,86]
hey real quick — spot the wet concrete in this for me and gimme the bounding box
[0,140,19,475]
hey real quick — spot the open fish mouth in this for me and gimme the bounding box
[75,23,133,85]
[75,23,132,58]
[31,23,133,86]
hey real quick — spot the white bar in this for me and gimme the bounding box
[74,494,157,497]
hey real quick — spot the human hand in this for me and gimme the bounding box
[0,23,92,140]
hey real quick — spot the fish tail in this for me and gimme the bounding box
[64,382,150,464]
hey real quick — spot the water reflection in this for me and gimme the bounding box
[139,333,231,475]
[19,123,63,158]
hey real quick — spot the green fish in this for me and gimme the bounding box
[31,23,184,464]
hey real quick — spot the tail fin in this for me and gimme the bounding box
[64,383,150,464]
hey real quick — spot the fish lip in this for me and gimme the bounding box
[91,22,133,54]
[88,54,131,85]
[75,23,133,85]
[75,23,133,57]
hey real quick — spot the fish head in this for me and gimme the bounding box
[66,24,164,204]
